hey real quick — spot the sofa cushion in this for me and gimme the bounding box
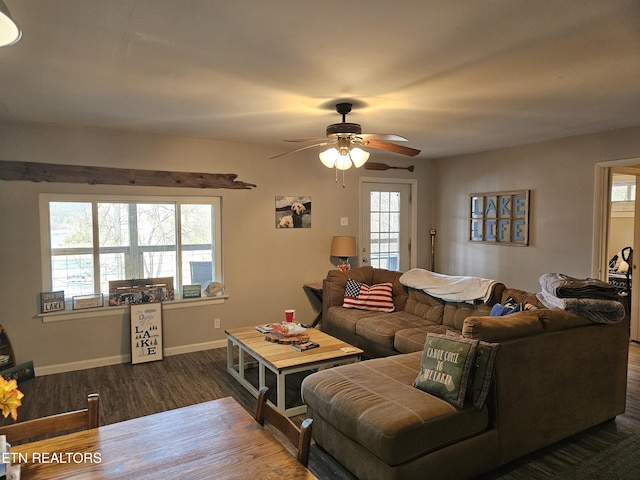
[301,352,490,466]
[355,311,439,351]
[403,288,445,322]
[442,302,493,330]
[394,325,451,353]
[414,333,479,408]
[372,268,410,311]
[343,279,395,312]
[326,305,377,335]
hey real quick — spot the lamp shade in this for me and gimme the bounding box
[0,0,21,47]
[330,236,357,258]
[349,148,370,168]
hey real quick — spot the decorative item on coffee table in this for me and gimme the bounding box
[264,323,310,345]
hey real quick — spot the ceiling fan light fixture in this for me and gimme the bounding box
[349,148,370,168]
[335,153,353,171]
[319,148,339,168]
[0,0,21,47]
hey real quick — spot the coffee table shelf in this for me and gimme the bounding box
[226,326,363,416]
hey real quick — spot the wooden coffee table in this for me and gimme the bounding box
[226,326,363,416]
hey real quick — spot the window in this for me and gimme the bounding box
[611,176,636,203]
[361,182,412,272]
[40,195,222,299]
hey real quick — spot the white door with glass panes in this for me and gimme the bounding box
[361,182,412,272]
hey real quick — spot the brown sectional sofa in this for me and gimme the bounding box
[320,266,507,357]
[301,266,630,480]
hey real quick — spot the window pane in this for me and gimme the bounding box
[181,204,213,245]
[143,251,176,280]
[389,192,400,211]
[137,204,176,246]
[370,212,379,232]
[100,252,127,294]
[380,233,390,253]
[49,202,92,248]
[183,254,213,285]
[390,212,400,232]
[370,192,380,211]
[99,203,130,247]
[380,212,390,231]
[380,192,390,211]
[51,254,94,295]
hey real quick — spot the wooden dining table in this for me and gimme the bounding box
[11,396,317,479]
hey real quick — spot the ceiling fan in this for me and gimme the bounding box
[270,102,421,169]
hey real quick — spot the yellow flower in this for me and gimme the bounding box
[0,375,24,421]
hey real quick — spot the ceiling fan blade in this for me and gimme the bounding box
[364,140,421,157]
[283,137,327,143]
[359,133,408,142]
[269,142,329,159]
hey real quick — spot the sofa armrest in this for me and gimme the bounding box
[462,311,544,342]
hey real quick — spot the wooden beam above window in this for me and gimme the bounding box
[0,161,257,190]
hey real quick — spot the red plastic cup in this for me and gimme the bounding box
[285,309,295,322]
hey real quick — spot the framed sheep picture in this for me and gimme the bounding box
[276,196,311,228]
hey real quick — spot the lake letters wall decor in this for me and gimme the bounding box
[130,304,163,364]
[470,190,530,245]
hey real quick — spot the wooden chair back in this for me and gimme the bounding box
[255,386,313,467]
[0,393,99,444]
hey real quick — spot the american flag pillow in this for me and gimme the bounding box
[343,279,395,312]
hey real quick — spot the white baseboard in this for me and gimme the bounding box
[164,340,227,356]
[35,340,227,376]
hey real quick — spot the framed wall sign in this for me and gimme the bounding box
[130,304,163,364]
[182,284,202,298]
[72,293,103,310]
[470,190,530,245]
[40,291,65,313]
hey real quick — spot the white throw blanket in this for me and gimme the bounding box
[399,268,498,303]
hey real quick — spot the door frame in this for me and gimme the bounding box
[593,156,640,341]
[358,177,418,270]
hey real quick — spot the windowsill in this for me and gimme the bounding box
[38,294,229,323]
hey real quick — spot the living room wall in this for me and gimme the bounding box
[0,121,433,373]
[433,125,640,293]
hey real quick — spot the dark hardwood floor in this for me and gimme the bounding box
[2,342,639,479]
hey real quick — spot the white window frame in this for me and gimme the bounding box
[38,194,224,321]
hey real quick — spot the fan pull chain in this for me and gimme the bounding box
[333,167,346,187]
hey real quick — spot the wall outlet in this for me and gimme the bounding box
[214,318,221,329]
[340,217,349,226]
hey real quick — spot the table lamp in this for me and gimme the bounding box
[330,236,357,271]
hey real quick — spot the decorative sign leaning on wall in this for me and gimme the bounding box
[130,304,163,364]
[470,190,530,245]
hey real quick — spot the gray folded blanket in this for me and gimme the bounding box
[536,291,625,324]
[539,272,619,300]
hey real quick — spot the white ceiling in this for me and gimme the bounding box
[2,0,640,159]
